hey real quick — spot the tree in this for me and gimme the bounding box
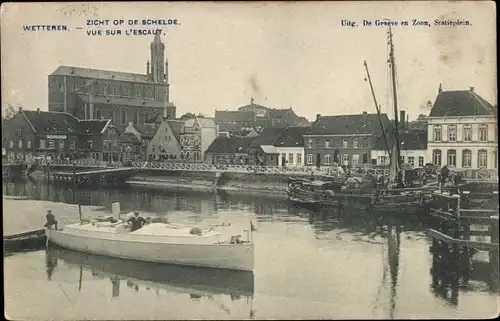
[179,112,196,120]
[2,104,18,120]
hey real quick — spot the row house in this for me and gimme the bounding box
[179,117,218,162]
[304,112,392,168]
[124,122,158,160]
[371,129,428,167]
[217,122,258,138]
[147,119,184,161]
[205,136,256,166]
[118,133,143,162]
[2,108,116,162]
[427,86,497,169]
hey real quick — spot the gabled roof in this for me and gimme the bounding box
[217,122,243,133]
[308,113,392,135]
[267,108,292,119]
[184,117,216,128]
[205,136,256,154]
[214,110,255,123]
[79,119,110,134]
[166,120,184,141]
[22,110,81,134]
[249,127,286,147]
[119,132,142,144]
[51,66,150,83]
[373,129,428,151]
[133,124,159,138]
[429,90,495,117]
[274,127,310,147]
[76,93,175,109]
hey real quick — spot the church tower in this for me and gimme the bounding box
[150,32,165,83]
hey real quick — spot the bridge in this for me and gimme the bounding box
[3,159,498,181]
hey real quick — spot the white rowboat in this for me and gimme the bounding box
[46,221,254,272]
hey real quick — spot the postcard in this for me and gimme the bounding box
[2,1,498,320]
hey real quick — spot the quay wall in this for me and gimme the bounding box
[26,168,292,194]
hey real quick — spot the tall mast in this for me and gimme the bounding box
[388,26,401,165]
[364,61,391,157]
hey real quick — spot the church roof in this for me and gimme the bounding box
[76,93,173,109]
[51,66,151,83]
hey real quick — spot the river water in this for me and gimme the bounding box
[3,178,499,320]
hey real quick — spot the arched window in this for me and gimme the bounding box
[447,149,456,167]
[432,149,442,166]
[433,126,442,142]
[478,149,488,168]
[448,125,456,142]
[18,140,23,149]
[462,149,472,168]
[96,109,101,119]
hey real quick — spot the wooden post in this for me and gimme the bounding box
[79,204,82,224]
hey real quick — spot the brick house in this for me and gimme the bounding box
[205,136,256,166]
[118,133,143,162]
[179,117,218,162]
[304,112,392,168]
[2,108,115,162]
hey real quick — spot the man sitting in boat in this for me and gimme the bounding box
[127,211,147,232]
[44,210,58,230]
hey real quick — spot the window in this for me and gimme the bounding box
[136,88,141,97]
[73,84,79,91]
[39,139,45,149]
[325,140,330,148]
[18,140,23,149]
[113,87,118,95]
[124,87,129,95]
[343,140,348,148]
[408,156,415,167]
[96,110,101,119]
[101,85,106,94]
[121,110,126,125]
[400,156,405,164]
[378,156,387,165]
[448,125,456,142]
[463,126,472,142]
[87,141,93,149]
[324,154,331,165]
[352,154,360,165]
[447,149,456,167]
[297,153,302,165]
[27,140,31,149]
[133,111,138,124]
[418,156,424,167]
[48,140,55,149]
[479,125,488,142]
[494,150,497,169]
[433,126,442,141]
[308,139,313,148]
[362,153,369,164]
[104,140,108,149]
[58,140,64,150]
[432,149,442,166]
[9,140,13,149]
[307,154,314,165]
[353,139,358,149]
[289,153,294,164]
[57,82,62,90]
[342,154,349,165]
[478,149,487,168]
[462,149,472,168]
[70,140,76,149]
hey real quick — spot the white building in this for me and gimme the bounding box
[426,86,497,169]
[371,129,428,167]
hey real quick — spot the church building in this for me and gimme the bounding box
[48,32,176,130]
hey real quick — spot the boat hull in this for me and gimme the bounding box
[47,228,254,272]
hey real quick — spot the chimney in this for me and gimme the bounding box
[362,111,367,116]
[37,108,40,113]
[470,86,474,92]
[399,110,406,129]
[250,97,254,104]
[438,83,442,93]
[316,113,321,121]
[18,106,23,112]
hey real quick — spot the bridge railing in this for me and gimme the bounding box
[38,159,111,168]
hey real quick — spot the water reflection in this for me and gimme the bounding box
[430,241,499,307]
[45,247,254,301]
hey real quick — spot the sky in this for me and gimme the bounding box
[1,1,497,121]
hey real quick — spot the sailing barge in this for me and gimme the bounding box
[288,26,437,215]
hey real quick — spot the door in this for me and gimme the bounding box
[316,153,321,169]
